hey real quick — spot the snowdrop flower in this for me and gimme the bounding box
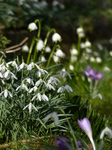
[103,66,110,72]
[70,48,78,55]
[23,102,38,113]
[90,57,95,62]
[48,76,60,85]
[100,127,112,139]
[45,46,51,53]
[78,118,96,150]
[0,89,12,98]
[43,112,59,126]
[16,83,28,91]
[32,93,48,101]
[55,49,65,58]
[36,39,44,51]
[29,85,38,93]
[96,57,102,63]
[22,45,29,52]
[69,65,74,71]
[3,70,17,80]
[18,62,28,71]
[45,83,55,91]
[80,42,85,49]
[35,79,45,87]
[57,85,73,93]
[52,33,61,43]
[109,51,112,56]
[85,41,91,48]
[40,56,46,62]
[28,22,38,31]
[71,56,77,63]
[22,77,34,85]
[86,48,92,53]
[60,69,72,79]
[27,62,40,71]
[93,51,99,56]
[53,55,60,63]
[6,61,18,70]
[76,27,85,38]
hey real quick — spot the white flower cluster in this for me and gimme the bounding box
[0,60,73,114]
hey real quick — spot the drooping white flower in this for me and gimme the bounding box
[29,86,38,93]
[16,83,28,91]
[23,102,38,113]
[43,112,59,126]
[109,51,112,56]
[69,65,74,71]
[86,48,92,53]
[45,46,51,53]
[28,22,38,31]
[40,56,46,62]
[45,83,55,91]
[3,70,17,80]
[48,76,60,85]
[6,61,18,70]
[52,33,61,42]
[103,66,110,72]
[32,93,48,101]
[96,57,102,63]
[0,89,12,98]
[18,62,28,71]
[22,77,34,85]
[80,42,85,49]
[27,62,40,71]
[55,48,65,58]
[60,69,72,79]
[57,85,73,93]
[70,48,78,55]
[53,55,60,63]
[36,39,44,51]
[71,56,77,63]
[90,57,95,62]
[85,41,91,48]
[100,127,112,139]
[76,27,85,38]
[22,45,29,52]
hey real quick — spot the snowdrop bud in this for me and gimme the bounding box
[96,57,102,63]
[22,45,29,52]
[76,27,85,38]
[109,51,112,56]
[69,65,74,71]
[40,56,46,62]
[53,55,60,63]
[36,39,44,51]
[86,48,92,53]
[52,33,61,42]
[80,42,85,49]
[28,22,38,31]
[45,46,51,53]
[71,56,77,63]
[90,57,95,62]
[85,41,91,48]
[70,48,78,55]
[55,49,65,58]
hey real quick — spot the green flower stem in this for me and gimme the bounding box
[32,20,41,62]
[75,37,81,71]
[26,37,35,64]
[46,43,57,68]
[44,29,55,47]
[59,107,80,150]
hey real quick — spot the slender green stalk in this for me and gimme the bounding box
[26,37,35,64]
[46,43,57,68]
[33,20,41,62]
[75,37,81,71]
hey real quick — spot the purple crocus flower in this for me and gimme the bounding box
[78,118,96,150]
[83,65,103,80]
[77,141,82,148]
[56,136,70,150]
